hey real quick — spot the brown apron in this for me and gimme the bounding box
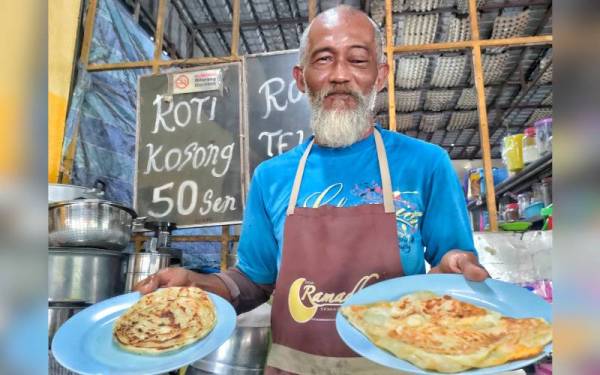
[266,129,406,375]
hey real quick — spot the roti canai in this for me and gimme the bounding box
[113,287,217,354]
[340,291,552,373]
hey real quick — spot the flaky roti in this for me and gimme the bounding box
[340,291,552,373]
[113,287,217,355]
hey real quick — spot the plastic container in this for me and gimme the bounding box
[541,177,552,206]
[504,203,520,221]
[534,117,552,155]
[523,201,544,220]
[502,134,524,173]
[522,127,540,164]
[517,192,531,218]
[531,182,544,204]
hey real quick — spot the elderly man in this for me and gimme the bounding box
[136,5,488,374]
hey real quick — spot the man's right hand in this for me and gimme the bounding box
[133,267,232,301]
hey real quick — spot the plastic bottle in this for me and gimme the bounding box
[522,127,540,164]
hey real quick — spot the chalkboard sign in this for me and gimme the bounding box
[244,50,311,185]
[135,63,244,227]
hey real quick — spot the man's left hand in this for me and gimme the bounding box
[429,250,490,282]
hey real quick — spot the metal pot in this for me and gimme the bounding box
[191,303,271,375]
[124,252,172,292]
[48,181,105,203]
[48,247,125,303]
[48,301,89,345]
[48,199,136,250]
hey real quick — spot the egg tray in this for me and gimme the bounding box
[396,14,439,46]
[395,90,422,112]
[430,55,469,88]
[455,87,496,109]
[447,110,479,131]
[419,113,446,132]
[425,90,457,111]
[396,56,430,89]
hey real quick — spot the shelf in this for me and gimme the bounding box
[466,153,552,211]
[495,153,552,197]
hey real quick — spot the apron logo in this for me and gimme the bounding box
[288,273,380,323]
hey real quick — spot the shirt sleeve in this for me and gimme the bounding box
[422,151,477,267]
[235,167,279,284]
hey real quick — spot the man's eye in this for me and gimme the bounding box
[352,60,368,64]
[317,56,331,62]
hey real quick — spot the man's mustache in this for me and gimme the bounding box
[313,86,362,102]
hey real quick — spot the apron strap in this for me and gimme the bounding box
[287,128,395,215]
[287,140,314,215]
[373,129,395,213]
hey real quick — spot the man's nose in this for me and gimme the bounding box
[329,60,351,84]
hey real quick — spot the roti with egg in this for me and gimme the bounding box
[113,287,217,354]
[340,291,551,373]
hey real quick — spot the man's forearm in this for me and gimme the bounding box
[214,267,274,314]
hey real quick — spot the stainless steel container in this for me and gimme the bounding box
[124,252,171,292]
[48,247,124,303]
[48,183,104,203]
[191,303,271,375]
[48,199,136,250]
[48,301,89,345]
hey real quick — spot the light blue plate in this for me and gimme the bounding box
[52,291,236,375]
[336,274,552,375]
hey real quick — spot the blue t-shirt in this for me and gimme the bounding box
[237,126,476,284]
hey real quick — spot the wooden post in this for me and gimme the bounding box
[80,0,98,68]
[152,0,168,74]
[133,233,145,253]
[468,0,498,231]
[230,0,240,56]
[220,225,231,271]
[308,0,317,22]
[59,116,80,183]
[385,0,396,131]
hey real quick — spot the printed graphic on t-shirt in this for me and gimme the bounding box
[301,182,424,254]
[351,182,423,253]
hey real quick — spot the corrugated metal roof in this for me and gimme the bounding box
[120,0,552,159]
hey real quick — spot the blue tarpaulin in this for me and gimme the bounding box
[63,0,222,272]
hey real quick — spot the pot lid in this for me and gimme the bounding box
[48,199,137,218]
[49,247,125,256]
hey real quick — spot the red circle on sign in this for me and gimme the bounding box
[175,75,189,89]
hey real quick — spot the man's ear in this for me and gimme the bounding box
[375,63,389,92]
[293,65,306,93]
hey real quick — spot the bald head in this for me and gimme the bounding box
[298,5,385,67]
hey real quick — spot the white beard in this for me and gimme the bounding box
[307,85,378,148]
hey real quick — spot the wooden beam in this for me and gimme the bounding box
[393,35,552,54]
[59,117,80,184]
[469,0,497,231]
[221,226,231,271]
[169,235,240,242]
[192,16,309,31]
[80,0,98,68]
[152,0,168,74]
[394,40,472,53]
[230,0,240,56]
[385,0,397,131]
[87,56,241,72]
[308,0,317,22]
[479,35,552,48]
[87,61,154,71]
